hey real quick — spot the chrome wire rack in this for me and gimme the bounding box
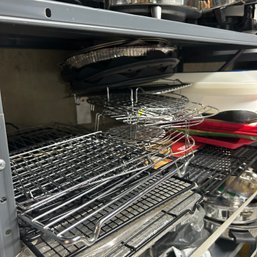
[102,192,201,257]
[136,79,192,94]
[12,131,195,247]
[21,176,194,257]
[106,125,166,145]
[11,131,148,210]
[8,124,90,154]
[88,89,218,129]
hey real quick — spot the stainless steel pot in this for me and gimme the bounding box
[205,217,257,243]
[204,168,257,225]
[203,197,257,225]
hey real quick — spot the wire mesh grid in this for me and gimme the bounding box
[21,176,193,257]
[138,80,192,94]
[88,90,219,129]
[12,131,195,249]
[106,125,166,145]
[11,131,148,209]
[8,124,90,154]
[184,145,257,194]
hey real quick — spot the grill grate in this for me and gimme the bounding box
[184,145,257,194]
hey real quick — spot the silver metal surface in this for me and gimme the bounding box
[204,217,257,241]
[0,96,20,257]
[191,190,257,257]
[204,168,257,225]
[151,6,162,19]
[0,0,257,46]
[110,0,186,6]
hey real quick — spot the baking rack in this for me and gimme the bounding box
[103,191,202,257]
[106,125,166,145]
[12,130,195,249]
[88,89,219,130]
[184,144,257,195]
[11,131,148,209]
[8,124,90,154]
[21,176,195,257]
[135,79,192,94]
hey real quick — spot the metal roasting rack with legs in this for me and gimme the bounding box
[12,131,195,248]
[88,88,219,130]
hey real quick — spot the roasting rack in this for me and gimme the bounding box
[88,89,219,129]
[12,131,195,248]
[106,126,196,171]
[184,144,257,195]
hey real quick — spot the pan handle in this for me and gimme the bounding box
[229,230,256,244]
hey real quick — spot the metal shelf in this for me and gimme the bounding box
[0,0,257,48]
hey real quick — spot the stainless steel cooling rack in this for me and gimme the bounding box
[107,125,166,145]
[102,191,202,257]
[11,131,149,209]
[8,124,90,154]
[12,131,195,247]
[135,79,192,94]
[88,89,218,129]
[21,176,195,257]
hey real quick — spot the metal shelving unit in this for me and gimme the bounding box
[0,1,257,257]
[0,0,257,48]
[0,98,20,257]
